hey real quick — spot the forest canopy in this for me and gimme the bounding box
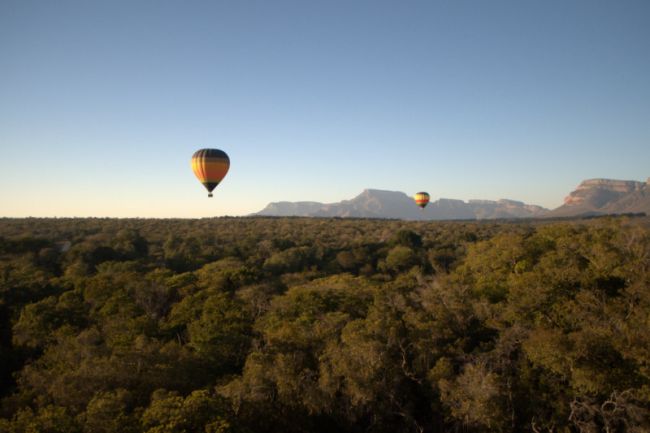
[0,216,648,432]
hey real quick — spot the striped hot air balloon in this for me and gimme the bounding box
[191,149,230,197]
[414,192,430,209]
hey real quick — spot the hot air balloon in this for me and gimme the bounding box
[191,149,230,197]
[414,192,430,209]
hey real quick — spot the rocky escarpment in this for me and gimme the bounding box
[563,179,645,206]
[547,178,650,217]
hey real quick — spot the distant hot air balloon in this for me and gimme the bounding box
[414,192,430,209]
[191,149,230,197]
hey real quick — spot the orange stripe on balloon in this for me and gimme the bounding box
[191,158,229,183]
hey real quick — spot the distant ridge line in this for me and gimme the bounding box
[253,178,650,220]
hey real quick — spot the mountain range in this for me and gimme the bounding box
[253,178,650,220]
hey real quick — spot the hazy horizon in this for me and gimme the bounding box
[2,0,649,218]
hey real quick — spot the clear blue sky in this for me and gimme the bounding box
[1,0,649,217]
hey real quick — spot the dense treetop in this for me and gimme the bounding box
[0,216,648,432]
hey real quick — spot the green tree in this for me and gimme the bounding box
[383,245,418,273]
[187,292,252,374]
[141,389,233,433]
[81,389,138,433]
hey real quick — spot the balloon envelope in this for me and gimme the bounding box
[414,192,430,209]
[191,149,230,197]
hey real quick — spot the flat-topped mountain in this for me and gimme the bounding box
[546,178,650,217]
[254,189,548,220]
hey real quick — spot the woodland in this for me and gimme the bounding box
[0,216,648,432]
